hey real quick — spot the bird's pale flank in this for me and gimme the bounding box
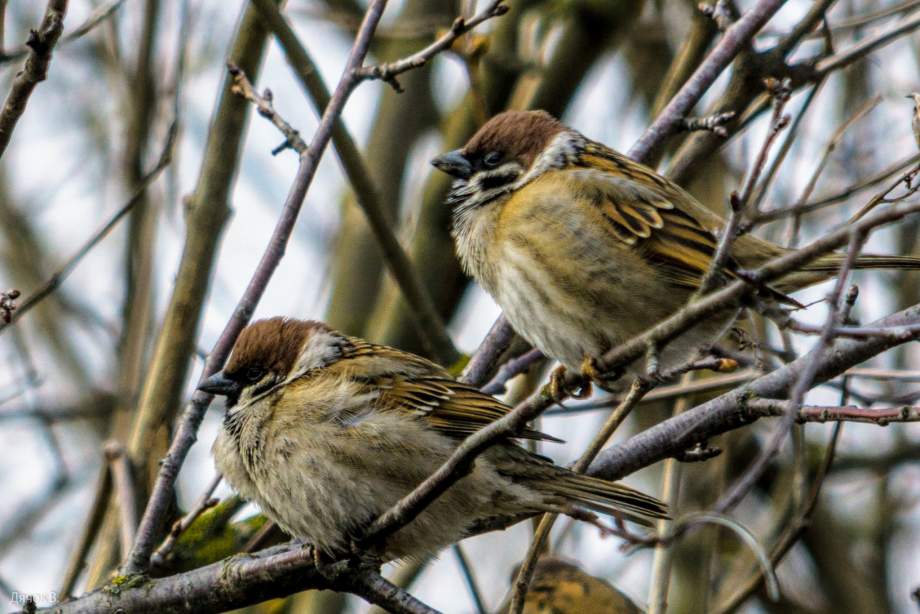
[200,317,667,561]
[433,110,920,390]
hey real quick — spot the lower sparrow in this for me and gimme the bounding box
[432,110,920,391]
[200,318,667,561]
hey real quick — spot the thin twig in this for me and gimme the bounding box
[0,120,177,336]
[0,0,68,158]
[715,418,844,613]
[104,441,139,560]
[745,400,920,424]
[647,376,694,614]
[509,380,651,614]
[149,474,222,569]
[755,153,920,223]
[0,0,125,64]
[712,231,864,515]
[782,96,881,246]
[462,316,515,387]
[698,83,791,295]
[452,544,487,614]
[812,8,920,78]
[58,462,112,599]
[480,348,544,395]
[354,0,509,92]
[629,0,788,163]
[227,65,306,155]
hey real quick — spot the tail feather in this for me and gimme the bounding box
[551,473,669,526]
[775,253,920,292]
[807,254,920,272]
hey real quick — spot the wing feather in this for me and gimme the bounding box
[568,145,725,290]
[373,375,560,443]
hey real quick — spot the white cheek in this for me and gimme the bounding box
[518,131,584,186]
[293,329,341,375]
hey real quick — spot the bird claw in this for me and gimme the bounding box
[582,356,624,392]
[546,365,592,401]
[301,542,330,574]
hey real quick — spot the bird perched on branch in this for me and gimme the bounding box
[199,317,667,561]
[432,110,920,395]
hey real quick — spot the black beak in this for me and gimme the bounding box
[431,149,473,179]
[198,371,242,397]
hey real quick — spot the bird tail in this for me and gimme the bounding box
[774,253,920,292]
[841,254,920,271]
[549,473,669,527]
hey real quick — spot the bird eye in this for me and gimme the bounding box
[483,151,503,167]
[245,366,265,382]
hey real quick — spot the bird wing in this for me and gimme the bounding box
[371,374,560,442]
[569,142,727,291]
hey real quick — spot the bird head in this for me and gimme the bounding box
[431,110,581,211]
[909,92,920,110]
[198,317,347,408]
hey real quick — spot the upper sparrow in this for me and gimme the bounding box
[199,317,667,561]
[432,110,920,389]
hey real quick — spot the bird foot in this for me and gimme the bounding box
[581,356,624,393]
[546,365,592,401]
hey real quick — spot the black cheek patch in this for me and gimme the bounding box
[478,170,519,192]
[250,375,280,399]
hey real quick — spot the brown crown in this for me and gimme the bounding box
[462,110,565,168]
[224,317,329,379]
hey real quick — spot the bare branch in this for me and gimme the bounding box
[104,441,139,559]
[462,316,516,386]
[588,300,920,483]
[0,0,68,159]
[745,400,920,424]
[0,0,126,64]
[629,0,788,163]
[149,475,222,569]
[227,65,307,155]
[0,121,177,336]
[813,8,920,77]
[45,544,435,614]
[354,1,509,92]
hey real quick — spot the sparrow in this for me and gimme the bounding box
[432,110,920,393]
[198,317,667,561]
[502,557,643,614]
[909,92,920,151]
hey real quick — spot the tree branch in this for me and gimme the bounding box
[588,301,920,483]
[354,0,509,92]
[0,0,68,159]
